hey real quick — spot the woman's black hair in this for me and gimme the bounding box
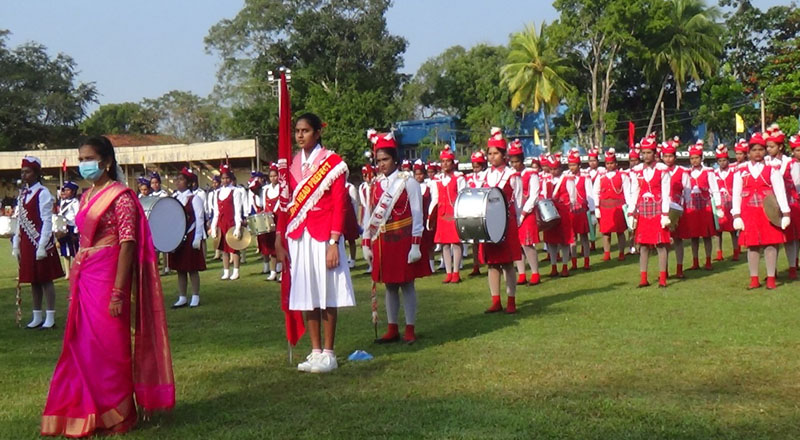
[375,147,399,164]
[80,136,119,181]
[296,112,324,144]
[508,152,524,161]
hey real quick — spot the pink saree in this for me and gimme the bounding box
[41,182,175,437]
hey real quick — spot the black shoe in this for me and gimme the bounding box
[374,335,400,344]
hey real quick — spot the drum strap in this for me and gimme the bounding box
[364,172,409,242]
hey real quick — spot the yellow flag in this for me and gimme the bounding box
[735,114,745,133]
[534,129,541,145]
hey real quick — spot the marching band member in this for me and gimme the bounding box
[429,145,466,283]
[358,164,376,273]
[400,159,412,172]
[274,113,355,373]
[413,160,436,273]
[466,150,488,277]
[14,156,64,329]
[791,133,800,163]
[363,131,429,344]
[426,161,439,181]
[264,165,281,280]
[171,168,206,308]
[210,164,243,281]
[508,141,540,285]
[344,172,360,269]
[206,175,221,260]
[714,144,739,261]
[626,147,641,255]
[149,172,169,197]
[541,153,576,277]
[765,124,800,279]
[662,138,691,278]
[586,148,605,250]
[236,175,249,264]
[733,132,791,289]
[630,134,672,287]
[247,175,272,274]
[567,149,595,270]
[481,128,522,313]
[593,149,631,261]
[734,138,748,168]
[57,181,80,279]
[136,177,151,198]
[684,140,721,271]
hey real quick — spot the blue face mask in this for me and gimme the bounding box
[79,160,104,181]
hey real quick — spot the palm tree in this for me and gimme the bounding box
[645,0,723,135]
[501,23,573,150]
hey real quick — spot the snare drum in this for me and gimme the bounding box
[0,216,17,238]
[246,212,275,235]
[454,187,508,243]
[52,214,69,238]
[535,199,561,231]
[140,196,187,252]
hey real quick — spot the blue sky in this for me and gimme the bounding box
[0,0,789,110]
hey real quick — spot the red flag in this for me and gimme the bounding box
[61,158,67,172]
[628,121,635,149]
[276,71,305,346]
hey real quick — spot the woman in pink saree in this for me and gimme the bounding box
[41,136,175,437]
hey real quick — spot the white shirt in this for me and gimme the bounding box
[58,197,80,226]
[731,161,791,216]
[688,166,721,206]
[174,189,205,243]
[151,188,169,198]
[486,166,523,220]
[767,155,800,193]
[13,182,53,252]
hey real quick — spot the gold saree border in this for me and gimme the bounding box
[41,395,135,437]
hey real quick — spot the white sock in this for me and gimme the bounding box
[323,349,335,357]
[221,269,230,279]
[27,310,43,328]
[174,295,187,306]
[189,295,200,307]
[42,310,55,328]
[230,268,240,280]
[276,262,283,272]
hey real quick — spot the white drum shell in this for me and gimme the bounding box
[247,212,275,235]
[536,199,561,231]
[454,187,508,244]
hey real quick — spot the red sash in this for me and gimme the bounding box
[286,153,346,234]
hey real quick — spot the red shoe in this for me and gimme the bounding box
[403,324,416,344]
[560,265,570,277]
[529,273,540,285]
[675,264,685,279]
[516,274,527,285]
[766,276,777,290]
[617,253,626,261]
[689,258,700,270]
[714,250,724,261]
[732,247,741,261]
[603,251,611,261]
[747,276,761,290]
[451,272,462,283]
[548,265,558,277]
[469,265,481,277]
[658,271,668,288]
[583,257,590,270]
[505,296,517,314]
[590,242,596,251]
[442,273,452,284]
[704,257,712,271]
[570,257,578,270]
[638,271,650,287]
[788,267,798,280]
[485,296,503,313]
[375,323,400,344]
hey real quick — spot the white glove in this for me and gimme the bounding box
[192,236,202,250]
[733,217,744,231]
[362,245,373,265]
[11,247,19,258]
[210,228,217,239]
[36,247,47,261]
[407,243,422,264]
[781,216,791,230]
[595,209,601,219]
[233,226,242,240]
[630,217,637,230]
[425,219,432,231]
[591,214,598,225]
[660,215,671,229]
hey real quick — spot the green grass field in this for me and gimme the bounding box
[2,238,800,439]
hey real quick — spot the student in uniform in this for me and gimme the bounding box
[508,141,541,285]
[429,145,466,283]
[170,168,206,308]
[56,181,80,279]
[210,165,243,281]
[465,150,488,277]
[683,141,722,271]
[593,149,631,261]
[713,144,739,261]
[764,124,800,279]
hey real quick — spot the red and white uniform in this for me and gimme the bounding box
[630,162,671,245]
[479,166,522,264]
[517,169,540,245]
[430,171,465,244]
[683,165,720,238]
[210,184,243,253]
[343,182,360,241]
[667,165,691,239]
[13,183,63,283]
[169,189,206,272]
[570,171,595,235]
[767,155,800,241]
[466,170,487,189]
[262,182,279,256]
[732,161,790,247]
[714,166,736,232]
[593,169,631,234]
[587,166,606,184]
[366,170,431,284]
[358,180,373,232]
[419,180,435,252]
[541,173,576,245]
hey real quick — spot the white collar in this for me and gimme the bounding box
[302,144,322,165]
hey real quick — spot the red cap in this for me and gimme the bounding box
[269,163,278,172]
[749,132,767,147]
[629,147,640,160]
[604,148,617,163]
[367,129,397,150]
[180,166,198,182]
[688,140,704,157]
[361,164,374,177]
[487,127,506,150]
[715,144,729,159]
[790,135,800,150]
[507,139,524,156]
[220,164,233,178]
[530,156,540,164]
[660,141,676,155]
[400,159,412,170]
[640,133,658,150]
[587,147,599,158]
[21,156,41,171]
[766,123,786,144]
[413,159,426,171]
[440,145,456,160]
[567,148,581,164]
[247,176,261,190]
[734,138,749,152]
[471,150,487,163]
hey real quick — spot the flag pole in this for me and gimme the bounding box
[761,95,766,133]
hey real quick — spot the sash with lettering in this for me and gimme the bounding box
[285,152,348,235]
[363,171,410,242]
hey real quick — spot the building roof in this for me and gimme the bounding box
[102,134,182,147]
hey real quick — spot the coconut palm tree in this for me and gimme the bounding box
[645,0,723,135]
[501,22,573,149]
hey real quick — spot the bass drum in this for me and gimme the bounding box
[139,196,187,252]
[536,199,560,231]
[454,187,508,244]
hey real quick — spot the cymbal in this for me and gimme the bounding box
[212,228,221,249]
[225,227,252,251]
[763,193,782,228]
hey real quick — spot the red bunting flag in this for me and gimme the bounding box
[628,121,635,149]
[61,158,67,172]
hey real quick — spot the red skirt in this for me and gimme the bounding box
[18,241,63,284]
[571,208,590,235]
[543,202,574,245]
[434,212,460,244]
[635,198,670,245]
[343,205,360,241]
[258,232,276,256]
[480,210,522,264]
[598,200,626,234]
[372,223,431,284]
[518,213,539,245]
[683,207,716,238]
[783,203,800,242]
[717,197,734,233]
[217,218,237,254]
[740,203,785,247]
[170,239,207,272]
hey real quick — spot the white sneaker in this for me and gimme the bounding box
[220,270,230,280]
[348,259,355,269]
[298,352,321,372]
[278,272,283,282]
[189,295,200,307]
[172,296,188,308]
[311,352,338,373]
[27,310,43,329]
[266,271,277,281]
[230,268,240,280]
